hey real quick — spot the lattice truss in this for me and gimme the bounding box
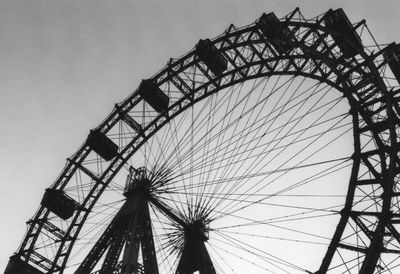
[6,7,400,274]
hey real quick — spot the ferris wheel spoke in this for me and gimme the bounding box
[162,84,346,212]
[160,106,350,218]
[218,229,330,246]
[212,230,311,273]
[8,8,400,274]
[223,119,350,209]
[166,116,350,187]
[215,214,334,244]
[160,156,351,211]
[163,81,328,180]
[213,159,352,222]
[163,143,351,221]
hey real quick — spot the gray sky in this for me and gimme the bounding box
[1,0,400,271]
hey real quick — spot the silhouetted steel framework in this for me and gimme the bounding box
[5,7,400,274]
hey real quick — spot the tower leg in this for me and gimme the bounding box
[176,237,215,274]
[121,193,159,274]
[76,181,159,274]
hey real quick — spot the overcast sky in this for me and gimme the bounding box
[1,0,400,271]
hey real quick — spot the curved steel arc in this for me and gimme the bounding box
[10,8,400,274]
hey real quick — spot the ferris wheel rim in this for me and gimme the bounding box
[9,8,400,274]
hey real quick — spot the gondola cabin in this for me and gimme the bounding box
[256,12,296,54]
[87,130,119,161]
[138,79,170,113]
[41,189,76,220]
[324,8,363,58]
[383,42,400,83]
[5,255,44,274]
[195,39,227,76]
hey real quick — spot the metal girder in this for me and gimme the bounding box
[175,240,215,274]
[75,220,122,273]
[75,186,158,274]
[99,228,127,274]
[10,8,400,274]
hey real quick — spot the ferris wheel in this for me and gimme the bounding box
[5,8,400,274]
